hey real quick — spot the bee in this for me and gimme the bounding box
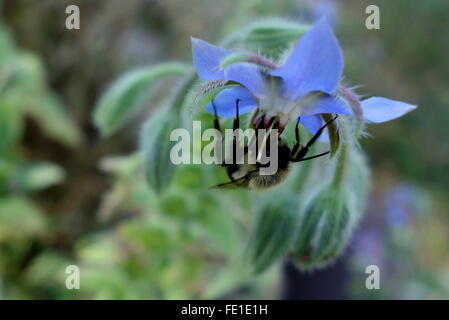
[211,99,338,190]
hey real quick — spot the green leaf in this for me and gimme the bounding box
[223,18,310,58]
[77,234,122,265]
[247,190,300,274]
[23,251,71,287]
[140,73,197,194]
[25,94,82,147]
[94,62,191,136]
[14,162,65,192]
[0,26,16,61]
[3,52,46,97]
[141,108,180,194]
[0,196,47,241]
[0,48,81,147]
[197,195,238,254]
[0,98,23,153]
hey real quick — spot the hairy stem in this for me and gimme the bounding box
[248,54,279,70]
[337,86,365,139]
[332,142,348,191]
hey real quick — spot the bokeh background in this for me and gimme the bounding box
[0,0,448,299]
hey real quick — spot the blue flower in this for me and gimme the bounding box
[191,19,417,136]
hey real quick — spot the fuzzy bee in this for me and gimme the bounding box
[211,99,337,190]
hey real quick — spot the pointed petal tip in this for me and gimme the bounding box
[190,37,209,48]
[316,16,332,28]
[271,15,343,100]
[361,97,417,123]
[190,37,207,45]
[191,37,233,81]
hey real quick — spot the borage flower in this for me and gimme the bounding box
[191,19,416,137]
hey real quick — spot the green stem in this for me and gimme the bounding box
[332,115,355,191]
[332,142,348,191]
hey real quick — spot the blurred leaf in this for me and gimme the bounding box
[14,162,65,192]
[81,267,129,299]
[139,74,197,194]
[77,234,123,265]
[0,196,47,241]
[0,47,82,148]
[0,99,23,153]
[0,64,19,95]
[247,191,300,274]
[25,94,82,147]
[140,108,180,194]
[99,152,142,177]
[120,220,173,253]
[23,251,71,288]
[10,53,45,93]
[0,26,16,61]
[94,62,191,136]
[203,264,249,299]
[198,195,238,254]
[0,160,15,195]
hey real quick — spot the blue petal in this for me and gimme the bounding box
[205,86,257,118]
[224,63,267,98]
[191,37,233,81]
[361,97,417,123]
[271,19,343,100]
[299,114,322,133]
[299,115,329,142]
[302,94,351,116]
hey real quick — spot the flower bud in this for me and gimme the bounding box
[292,187,357,270]
[247,191,300,274]
[346,147,370,215]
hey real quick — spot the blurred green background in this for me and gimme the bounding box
[0,0,448,299]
